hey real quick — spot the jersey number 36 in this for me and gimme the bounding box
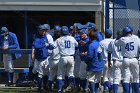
[125,42,134,51]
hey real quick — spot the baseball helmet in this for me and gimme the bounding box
[0,26,9,34]
[43,24,50,30]
[38,25,46,31]
[87,23,96,29]
[105,29,112,35]
[80,29,88,34]
[127,24,133,31]
[61,26,69,35]
[54,25,61,32]
[123,27,132,34]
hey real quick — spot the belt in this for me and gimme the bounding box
[61,55,74,57]
[123,56,139,59]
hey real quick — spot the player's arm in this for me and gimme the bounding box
[8,34,18,49]
[33,39,45,49]
[85,44,94,64]
[108,41,113,68]
[32,46,35,62]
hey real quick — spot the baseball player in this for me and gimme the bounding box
[0,26,21,86]
[71,23,81,91]
[55,26,78,93]
[97,29,113,92]
[43,23,54,90]
[48,25,61,92]
[78,29,89,92]
[108,30,125,93]
[33,25,54,91]
[115,26,140,93]
[85,30,104,93]
[137,30,140,89]
[87,23,104,42]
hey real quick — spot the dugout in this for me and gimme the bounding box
[0,0,103,84]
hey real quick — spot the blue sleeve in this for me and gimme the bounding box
[8,34,18,49]
[85,44,94,64]
[33,39,45,49]
[96,32,104,42]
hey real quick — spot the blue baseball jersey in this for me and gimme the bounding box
[33,34,52,61]
[85,40,104,72]
[79,37,89,61]
[0,32,21,60]
[96,31,104,42]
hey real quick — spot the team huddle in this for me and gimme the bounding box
[0,22,140,93]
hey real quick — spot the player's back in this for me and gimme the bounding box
[57,35,78,56]
[98,38,113,61]
[117,35,140,58]
[108,39,123,61]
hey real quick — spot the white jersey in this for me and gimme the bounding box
[115,35,140,58]
[46,33,54,45]
[46,33,54,55]
[98,38,113,61]
[108,39,123,61]
[56,35,78,56]
[51,40,60,60]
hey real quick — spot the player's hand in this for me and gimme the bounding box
[3,46,8,50]
[84,52,87,56]
[32,55,35,62]
[79,40,86,45]
[45,43,49,47]
[108,62,112,68]
[80,52,85,56]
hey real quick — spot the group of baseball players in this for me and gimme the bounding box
[0,22,140,93]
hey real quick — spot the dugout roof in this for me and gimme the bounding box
[0,0,102,11]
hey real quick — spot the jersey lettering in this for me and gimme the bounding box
[65,40,71,48]
[125,42,134,51]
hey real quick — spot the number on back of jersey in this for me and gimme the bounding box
[65,40,71,48]
[125,42,134,51]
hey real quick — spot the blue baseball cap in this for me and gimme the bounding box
[70,26,73,30]
[105,29,112,35]
[80,29,88,34]
[43,24,50,30]
[54,25,61,31]
[87,23,96,29]
[73,23,81,27]
[62,26,69,35]
[0,26,9,34]
[38,25,46,31]
[127,24,133,31]
[123,27,132,34]
[77,24,84,30]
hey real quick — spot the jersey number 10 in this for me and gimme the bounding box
[65,40,71,48]
[125,42,134,51]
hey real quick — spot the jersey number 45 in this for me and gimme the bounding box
[125,42,134,51]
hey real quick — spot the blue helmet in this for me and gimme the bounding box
[73,23,81,27]
[43,24,50,30]
[123,27,132,34]
[87,23,96,29]
[127,24,133,31]
[80,29,88,34]
[0,26,9,34]
[105,29,112,35]
[38,25,46,31]
[61,26,69,35]
[54,25,61,32]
